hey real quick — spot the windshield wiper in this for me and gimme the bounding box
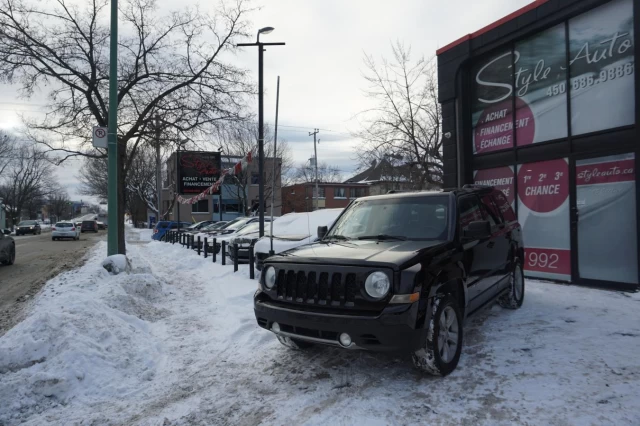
[324,234,351,241]
[357,234,408,241]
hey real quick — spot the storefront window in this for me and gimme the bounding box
[471,49,515,154]
[514,24,567,144]
[473,166,515,208]
[576,153,637,284]
[569,0,635,135]
[517,158,571,281]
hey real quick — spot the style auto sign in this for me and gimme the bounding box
[177,151,221,194]
[472,0,634,155]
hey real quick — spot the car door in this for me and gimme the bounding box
[478,193,511,293]
[458,195,500,314]
[0,231,8,260]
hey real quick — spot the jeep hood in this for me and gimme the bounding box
[271,239,449,269]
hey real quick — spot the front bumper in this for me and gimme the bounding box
[254,294,427,352]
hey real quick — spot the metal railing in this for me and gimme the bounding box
[160,230,256,278]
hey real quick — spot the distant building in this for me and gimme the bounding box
[281,182,369,214]
[162,152,282,223]
[344,159,439,196]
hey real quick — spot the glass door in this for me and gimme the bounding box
[574,153,638,284]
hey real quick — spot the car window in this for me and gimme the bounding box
[458,196,485,234]
[492,191,516,222]
[169,223,178,229]
[328,196,449,241]
[479,194,502,226]
[56,223,73,228]
[156,222,169,229]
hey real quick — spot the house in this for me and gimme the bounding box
[281,182,369,214]
[344,159,439,195]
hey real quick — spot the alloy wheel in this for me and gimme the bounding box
[438,306,459,363]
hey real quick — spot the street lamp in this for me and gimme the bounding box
[237,28,285,238]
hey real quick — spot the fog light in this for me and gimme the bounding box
[339,333,352,347]
[272,322,280,333]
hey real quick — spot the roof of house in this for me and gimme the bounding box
[344,159,415,184]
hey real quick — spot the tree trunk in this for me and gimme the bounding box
[117,140,127,254]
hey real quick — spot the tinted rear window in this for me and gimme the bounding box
[56,223,73,228]
[156,222,169,229]
[82,221,95,225]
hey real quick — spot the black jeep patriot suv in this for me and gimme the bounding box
[254,186,525,375]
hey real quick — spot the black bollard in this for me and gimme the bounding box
[233,244,238,272]
[204,238,208,258]
[197,236,201,256]
[221,241,226,265]
[212,238,217,263]
[249,247,255,279]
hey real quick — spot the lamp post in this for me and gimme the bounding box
[107,0,119,255]
[237,27,285,237]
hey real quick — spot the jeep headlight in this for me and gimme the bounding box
[365,271,390,299]
[264,266,276,290]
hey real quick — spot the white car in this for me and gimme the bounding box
[52,221,81,241]
[253,209,344,270]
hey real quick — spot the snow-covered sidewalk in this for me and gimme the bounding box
[1,229,639,425]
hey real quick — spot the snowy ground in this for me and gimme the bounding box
[1,227,639,425]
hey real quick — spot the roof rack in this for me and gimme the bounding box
[462,184,491,189]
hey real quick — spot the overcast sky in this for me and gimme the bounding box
[0,0,532,203]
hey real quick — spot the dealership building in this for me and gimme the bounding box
[437,0,638,288]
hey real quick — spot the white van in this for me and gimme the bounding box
[253,208,343,270]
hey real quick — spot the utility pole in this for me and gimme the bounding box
[154,115,162,223]
[309,129,320,211]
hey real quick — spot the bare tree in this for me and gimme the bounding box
[0,144,57,223]
[355,42,443,188]
[293,162,343,184]
[0,0,254,253]
[48,188,71,221]
[0,131,16,178]
[221,122,293,214]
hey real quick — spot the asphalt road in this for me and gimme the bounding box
[0,229,106,335]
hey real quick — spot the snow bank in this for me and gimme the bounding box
[101,254,131,275]
[0,242,165,425]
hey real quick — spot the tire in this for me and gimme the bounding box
[276,335,315,350]
[52,237,56,241]
[498,261,525,309]
[412,293,463,376]
[4,246,15,265]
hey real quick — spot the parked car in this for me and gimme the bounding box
[0,229,15,265]
[185,221,216,234]
[253,209,344,270]
[203,216,273,237]
[255,186,524,376]
[81,220,99,233]
[152,221,192,241]
[15,220,41,236]
[52,222,81,240]
[197,219,274,253]
[97,221,106,230]
[197,221,228,234]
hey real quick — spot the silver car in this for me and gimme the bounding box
[52,222,81,241]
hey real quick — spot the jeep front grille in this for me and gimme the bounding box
[275,269,359,307]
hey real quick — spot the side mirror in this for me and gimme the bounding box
[463,220,491,240]
[317,226,328,240]
[2,229,11,235]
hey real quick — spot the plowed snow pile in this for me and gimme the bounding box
[1,228,639,425]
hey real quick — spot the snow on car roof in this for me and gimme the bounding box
[268,209,343,238]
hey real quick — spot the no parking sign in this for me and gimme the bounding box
[92,126,108,148]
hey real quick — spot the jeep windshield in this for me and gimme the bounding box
[326,195,450,241]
